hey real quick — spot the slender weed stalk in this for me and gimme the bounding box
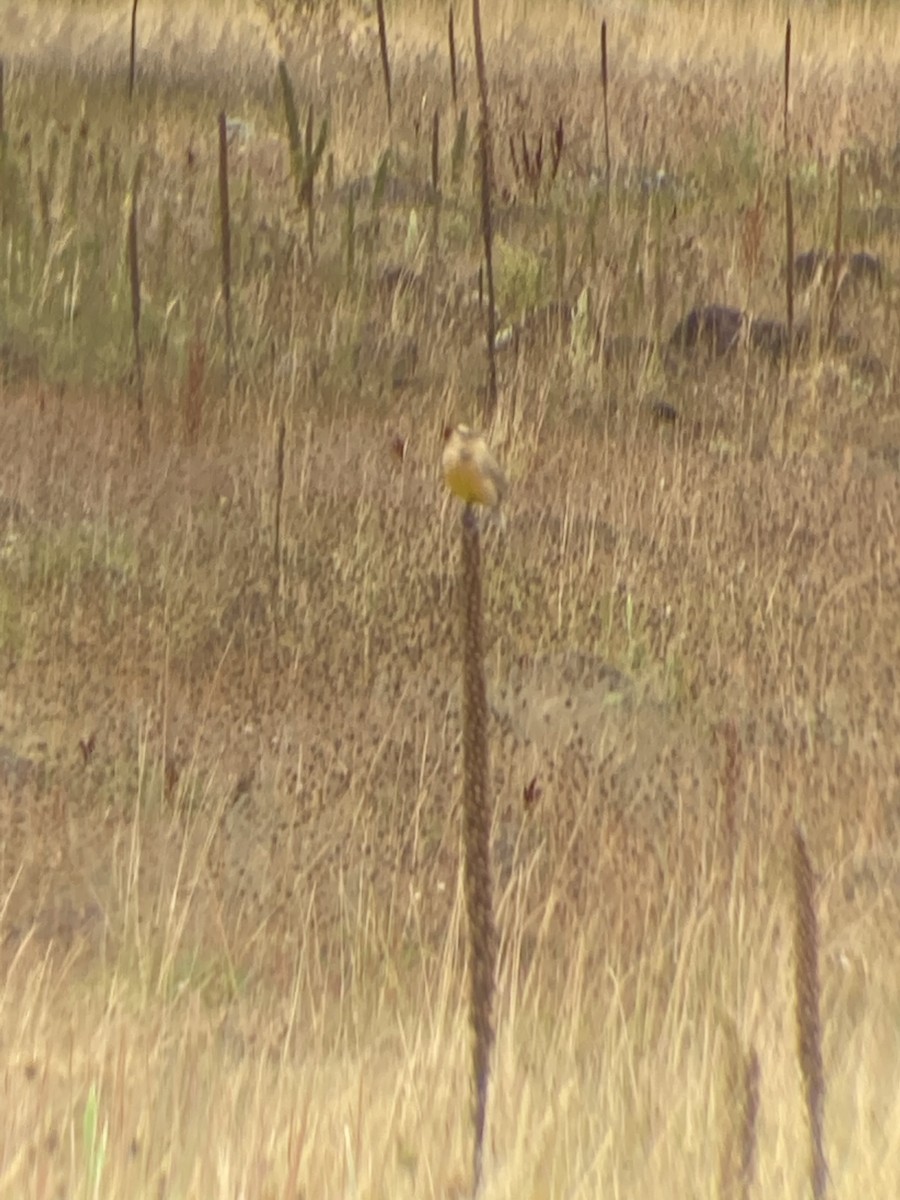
[127,159,146,442]
[460,504,497,1196]
[129,0,139,101]
[827,151,844,348]
[451,106,468,187]
[304,107,327,257]
[555,206,566,312]
[375,0,392,123]
[783,18,791,154]
[432,109,440,194]
[217,112,235,384]
[718,1021,760,1200]
[719,718,741,893]
[600,18,611,186]
[278,60,303,189]
[472,0,498,418]
[431,108,441,253]
[793,825,828,1200]
[448,6,458,108]
[273,415,286,596]
[370,147,391,252]
[783,20,795,437]
[344,189,355,284]
[0,61,10,231]
[182,330,205,443]
[785,176,794,376]
[740,1049,761,1200]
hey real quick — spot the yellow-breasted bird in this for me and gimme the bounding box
[441,424,508,508]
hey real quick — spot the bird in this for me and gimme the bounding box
[441,424,508,508]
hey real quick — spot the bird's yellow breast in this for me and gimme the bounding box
[443,458,500,507]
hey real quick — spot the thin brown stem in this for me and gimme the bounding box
[601,19,611,184]
[217,112,234,385]
[129,0,140,101]
[472,0,498,419]
[460,505,496,1196]
[376,0,392,123]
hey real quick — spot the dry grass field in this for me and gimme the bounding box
[1,0,899,1195]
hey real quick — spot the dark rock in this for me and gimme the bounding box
[793,248,883,290]
[793,249,827,288]
[669,305,743,356]
[648,399,678,424]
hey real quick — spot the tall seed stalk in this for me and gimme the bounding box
[273,415,286,595]
[451,107,468,188]
[600,19,611,187]
[217,112,235,385]
[127,159,146,442]
[783,18,795,445]
[0,59,7,231]
[459,505,497,1197]
[376,0,392,123]
[129,0,139,101]
[448,6,458,108]
[827,151,844,348]
[793,825,828,1200]
[345,190,355,285]
[472,0,498,419]
[785,175,794,376]
[369,147,391,259]
[739,1050,760,1200]
[783,17,791,154]
[431,108,441,253]
[555,207,566,314]
[303,107,324,257]
[718,1021,760,1200]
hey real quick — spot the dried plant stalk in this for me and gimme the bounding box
[785,173,794,374]
[827,152,844,348]
[376,0,392,122]
[129,0,139,101]
[448,6,458,108]
[431,109,440,193]
[460,504,496,1195]
[472,0,497,418]
[718,1022,760,1200]
[740,1050,760,1200]
[719,718,741,891]
[601,18,610,184]
[782,17,792,389]
[182,331,205,443]
[793,825,827,1200]
[217,111,234,384]
[127,161,146,440]
[273,416,286,591]
[783,18,791,154]
[431,109,442,253]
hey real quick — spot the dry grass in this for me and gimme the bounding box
[1,0,899,1195]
